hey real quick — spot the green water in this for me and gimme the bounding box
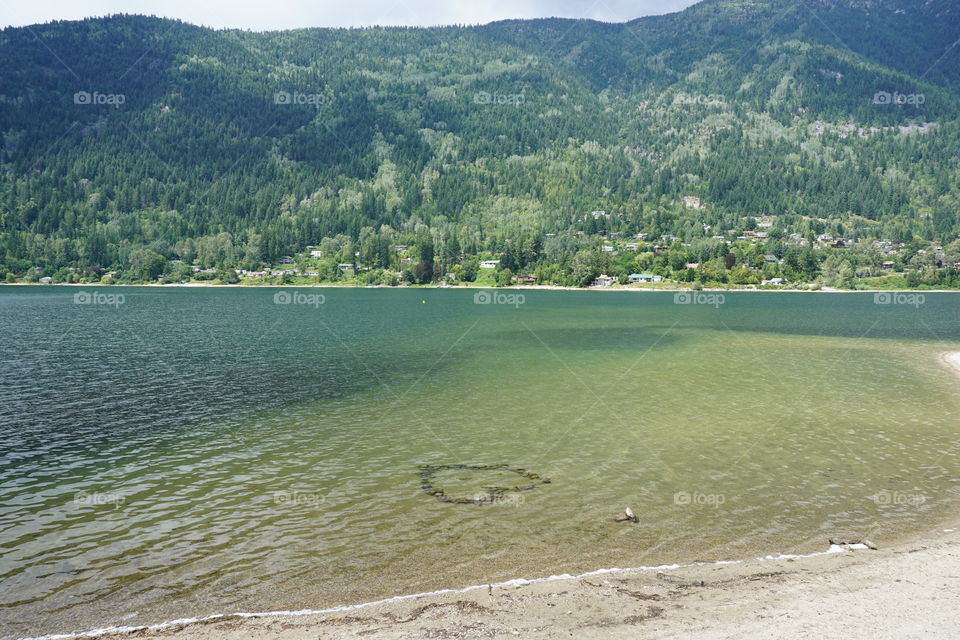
[1,287,959,638]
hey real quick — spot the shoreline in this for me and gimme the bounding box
[4,282,960,293]
[23,521,960,640]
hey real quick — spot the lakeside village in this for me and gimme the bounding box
[12,210,960,290]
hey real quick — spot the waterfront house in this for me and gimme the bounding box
[592,274,615,287]
[516,274,536,284]
[628,273,662,283]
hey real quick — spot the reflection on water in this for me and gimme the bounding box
[1,288,959,639]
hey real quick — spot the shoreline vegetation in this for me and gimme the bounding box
[5,281,960,293]
[34,522,960,640]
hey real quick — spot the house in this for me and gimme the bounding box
[279,256,294,264]
[309,250,323,258]
[601,245,615,253]
[685,263,700,270]
[394,245,408,252]
[764,254,780,264]
[590,210,608,219]
[882,261,896,269]
[591,274,616,287]
[515,274,537,284]
[762,278,785,286]
[38,276,52,283]
[628,273,662,283]
[479,260,500,269]
[400,257,413,264]
[625,243,639,250]
[337,264,354,271]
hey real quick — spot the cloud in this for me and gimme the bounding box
[4,0,699,30]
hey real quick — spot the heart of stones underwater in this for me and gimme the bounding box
[418,463,551,504]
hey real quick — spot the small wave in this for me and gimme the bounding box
[20,545,857,640]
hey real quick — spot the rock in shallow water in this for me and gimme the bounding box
[614,507,639,523]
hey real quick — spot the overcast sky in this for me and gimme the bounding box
[3,0,699,31]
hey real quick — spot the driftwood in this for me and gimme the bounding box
[829,537,878,550]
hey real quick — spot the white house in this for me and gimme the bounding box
[479,260,500,269]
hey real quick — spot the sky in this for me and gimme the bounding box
[2,0,700,31]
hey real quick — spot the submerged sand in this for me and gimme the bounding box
[28,352,960,640]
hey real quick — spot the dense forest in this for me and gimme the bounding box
[1,0,960,287]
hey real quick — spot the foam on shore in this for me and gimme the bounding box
[20,544,862,640]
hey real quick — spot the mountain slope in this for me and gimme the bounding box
[0,0,959,281]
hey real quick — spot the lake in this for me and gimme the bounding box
[1,286,959,638]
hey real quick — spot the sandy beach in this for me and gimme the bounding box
[47,525,959,640]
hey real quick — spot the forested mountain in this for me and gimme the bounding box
[2,0,960,286]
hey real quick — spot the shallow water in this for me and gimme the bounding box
[1,287,958,638]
